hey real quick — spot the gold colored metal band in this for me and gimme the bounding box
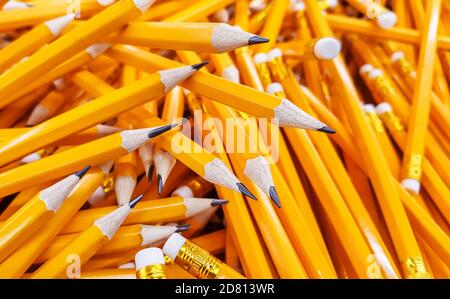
[175,240,222,279]
[136,264,166,279]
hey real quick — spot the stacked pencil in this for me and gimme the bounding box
[0,0,448,279]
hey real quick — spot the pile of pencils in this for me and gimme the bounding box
[0,0,449,279]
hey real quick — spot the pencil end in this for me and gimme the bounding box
[248,35,270,45]
[269,186,281,208]
[211,199,229,207]
[175,224,191,233]
[236,183,257,200]
[191,61,209,70]
[147,164,154,183]
[317,126,336,134]
[129,194,144,208]
[74,165,90,178]
[148,124,175,138]
[157,173,163,194]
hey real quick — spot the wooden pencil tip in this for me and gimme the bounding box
[129,194,144,208]
[317,126,336,134]
[147,164,154,182]
[148,124,175,138]
[191,61,209,70]
[74,165,90,178]
[157,174,163,194]
[269,186,281,208]
[175,224,191,232]
[248,35,270,45]
[236,183,257,200]
[211,199,229,207]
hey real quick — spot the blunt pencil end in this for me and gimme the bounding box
[269,186,281,208]
[147,165,154,183]
[74,165,90,178]
[129,194,144,208]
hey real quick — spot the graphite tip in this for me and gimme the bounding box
[248,35,270,45]
[74,165,91,178]
[157,174,163,195]
[148,124,175,138]
[129,194,144,208]
[175,224,191,232]
[236,183,257,200]
[269,186,281,208]
[147,164,154,183]
[191,61,209,70]
[211,199,229,207]
[317,126,336,134]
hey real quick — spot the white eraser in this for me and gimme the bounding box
[401,178,421,194]
[172,186,194,198]
[253,52,268,64]
[390,51,404,62]
[162,233,187,260]
[266,82,284,95]
[375,103,392,115]
[313,37,341,60]
[135,247,165,271]
[267,48,283,60]
[292,2,305,12]
[327,0,338,9]
[368,69,383,79]
[359,64,374,75]
[377,11,397,29]
[363,104,376,113]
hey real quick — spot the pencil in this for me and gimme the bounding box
[0,166,89,263]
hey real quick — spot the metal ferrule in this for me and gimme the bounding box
[175,240,222,279]
[393,58,415,77]
[365,112,385,133]
[136,264,166,279]
[101,175,114,194]
[267,57,291,82]
[403,257,431,279]
[404,154,423,181]
[254,62,272,88]
[378,111,404,132]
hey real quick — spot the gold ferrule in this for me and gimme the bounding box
[372,75,397,98]
[404,257,431,279]
[101,176,114,194]
[175,240,222,279]
[164,255,174,264]
[303,39,318,59]
[394,58,415,77]
[378,111,404,132]
[267,57,291,82]
[136,264,166,279]
[366,112,385,133]
[254,61,272,87]
[405,154,423,180]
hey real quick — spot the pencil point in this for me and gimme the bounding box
[129,194,144,208]
[175,224,191,232]
[148,124,175,138]
[269,186,281,208]
[191,61,209,70]
[317,126,336,134]
[157,174,163,194]
[147,164,154,182]
[248,35,269,45]
[74,165,90,178]
[211,199,229,207]
[236,183,257,200]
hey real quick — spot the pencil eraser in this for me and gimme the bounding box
[401,179,420,194]
[268,48,283,60]
[135,248,165,270]
[172,186,194,198]
[363,104,376,113]
[253,53,268,64]
[375,103,392,115]
[162,233,187,260]
[313,37,341,60]
[359,64,374,75]
[292,2,305,12]
[327,0,338,9]
[266,82,284,95]
[390,51,405,62]
[368,69,383,79]
[377,11,397,29]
